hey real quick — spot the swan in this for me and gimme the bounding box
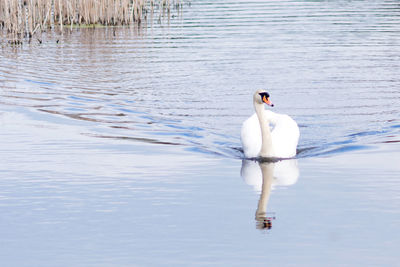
[241,89,300,158]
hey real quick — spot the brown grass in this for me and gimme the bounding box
[0,0,183,44]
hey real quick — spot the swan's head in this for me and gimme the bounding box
[254,89,274,107]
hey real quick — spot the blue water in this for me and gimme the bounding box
[1,0,400,266]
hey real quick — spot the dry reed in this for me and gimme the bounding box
[0,0,183,44]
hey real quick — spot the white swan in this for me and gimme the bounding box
[241,89,300,158]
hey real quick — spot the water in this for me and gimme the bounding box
[1,0,400,265]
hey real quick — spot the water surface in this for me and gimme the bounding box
[1,0,400,265]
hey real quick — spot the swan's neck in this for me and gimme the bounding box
[255,103,274,157]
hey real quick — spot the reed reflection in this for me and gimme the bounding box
[241,159,299,231]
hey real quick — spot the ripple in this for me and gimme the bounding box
[1,0,400,159]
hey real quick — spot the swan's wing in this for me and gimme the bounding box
[241,113,262,158]
[270,114,300,158]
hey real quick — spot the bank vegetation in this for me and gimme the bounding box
[0,0,183,44]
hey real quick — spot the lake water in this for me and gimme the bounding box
[1,0,400,266]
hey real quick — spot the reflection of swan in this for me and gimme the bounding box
[241,90,300,158]
[255,162,275,230]
[241,158,299,230]
[241,159,299,192]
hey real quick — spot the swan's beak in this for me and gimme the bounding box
[262,95,274,107]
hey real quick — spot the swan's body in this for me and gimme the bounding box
[241,90,299,158]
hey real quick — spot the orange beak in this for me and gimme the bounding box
[262,95,274,107]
